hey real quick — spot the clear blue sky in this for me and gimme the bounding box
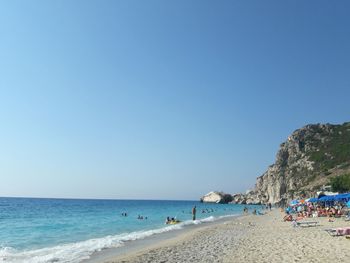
[0,1,349,200]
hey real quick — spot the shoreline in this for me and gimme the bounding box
[87,213,252,263]
[84,214,246,263]
[92,209,350,263]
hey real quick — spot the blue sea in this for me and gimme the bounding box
[0,197,256,263]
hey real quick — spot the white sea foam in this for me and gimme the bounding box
[0,214,237,263]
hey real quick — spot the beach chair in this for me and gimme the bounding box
[296,221,318,227]
[325,227,350,236]
[325,229,338,236]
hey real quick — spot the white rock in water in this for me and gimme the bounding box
[201,191,224,203]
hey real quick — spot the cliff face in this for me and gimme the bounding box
[255,122,350,205]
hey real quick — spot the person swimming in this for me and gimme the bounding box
[165,216,181,224]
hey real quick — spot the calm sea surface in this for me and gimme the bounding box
[0,197,258,263]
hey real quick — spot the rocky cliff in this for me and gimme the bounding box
[201,122,350,206]
[254,122,350,206]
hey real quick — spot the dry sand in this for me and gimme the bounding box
[100,210,350,263]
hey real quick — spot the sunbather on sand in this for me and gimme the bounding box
[283,214,293,221]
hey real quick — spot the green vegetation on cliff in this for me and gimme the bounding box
[307,122,350,171]
[254,121,350,205]
[330,173,350,193]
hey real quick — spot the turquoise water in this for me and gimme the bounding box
[0,197,257,263]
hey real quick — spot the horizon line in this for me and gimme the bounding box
[0,195,199,202]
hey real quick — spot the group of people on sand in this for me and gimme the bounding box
[283,202,348,222]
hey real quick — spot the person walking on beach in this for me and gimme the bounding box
[192,206,196,220]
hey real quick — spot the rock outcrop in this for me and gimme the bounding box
[201,191,261,205]
[200,191,232,204]
[231,191,261,205]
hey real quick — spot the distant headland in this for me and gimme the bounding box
[201,122,350,206]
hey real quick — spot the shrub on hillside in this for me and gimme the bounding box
[330,174,350,193]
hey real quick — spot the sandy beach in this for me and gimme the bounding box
[98,209,350,263]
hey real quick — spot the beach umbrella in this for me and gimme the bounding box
[334,194,343,201]
[319,195,336,202]
[308,197,318,203]
[290,199,299,206]
[335,193,350,202]
[318,196,327,201]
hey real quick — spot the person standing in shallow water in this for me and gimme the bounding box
[192,206,196,220]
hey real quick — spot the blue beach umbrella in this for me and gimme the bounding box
[308,197,318,203]
[334,194,342,201]
[319,195,336,202]
[318,196,327,201]
[290,199,299,206]
[335,193,350,202]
